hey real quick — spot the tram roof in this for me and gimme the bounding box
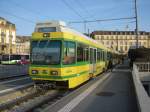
[32,21,112,51]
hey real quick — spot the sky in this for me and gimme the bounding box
[0,0,150,36]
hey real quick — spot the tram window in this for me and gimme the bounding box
[77,44,88,62]
[94,49,96,63]
[77,44,84,62]
[107,52,111,60]
[90,48,93,64]
[104,51,106,61]
[84,48,89,61]
[103,51,105,61]
[101,51,103,61]
[97,49,101,61]
[38,27,56,32]
[107,52,109,60]
[63,41,75,64]
[102,51,105,61]
[31,40,61,65]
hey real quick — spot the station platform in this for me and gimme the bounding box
[43,63,139,112]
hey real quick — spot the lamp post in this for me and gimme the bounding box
[148,35,150,48]
[8,35,15,63]
[8,35,12,63]
[116,29,119,52]
[134,0,139,48]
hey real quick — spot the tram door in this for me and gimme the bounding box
[89,48,97,74]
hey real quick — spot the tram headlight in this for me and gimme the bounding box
[32,70,38,74]
[50,71,58,75]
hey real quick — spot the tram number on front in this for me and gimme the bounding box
[43,33,50,38]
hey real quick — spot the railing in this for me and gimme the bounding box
[135,62,150,72]
[134,62,150,82]
[132,63,150,112]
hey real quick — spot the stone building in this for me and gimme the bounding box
[91,31,150,54]
[16,36,30,55]
[0,17,16,55]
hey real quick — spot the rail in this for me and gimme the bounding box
[132,63,150,112]
[134,62,150,82]
[135,62,150,72]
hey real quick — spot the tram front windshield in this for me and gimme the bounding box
[31,40,61,65]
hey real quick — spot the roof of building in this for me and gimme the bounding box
[16,36,31,42]
[91,31,150,35]
[0,16,15,26]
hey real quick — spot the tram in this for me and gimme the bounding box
[29,21,116,88]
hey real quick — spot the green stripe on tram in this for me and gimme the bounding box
[30,71,89,79]
[30,61,90,68]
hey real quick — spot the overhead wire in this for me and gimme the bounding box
[5,0,50,19]
[0,9,35,24]
[69,17,135,24]
[61,0,85,20]
[74,0,95,19]
[72,0,96,32]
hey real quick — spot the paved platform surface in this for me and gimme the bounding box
[45,63,139,112]
[70,64,138,112]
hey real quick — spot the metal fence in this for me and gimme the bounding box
[0,65,29,79]
[135,62,150,72]
[132,63,150,112]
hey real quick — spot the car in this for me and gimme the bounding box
[17,59,30,65]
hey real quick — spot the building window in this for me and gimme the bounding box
[125,46,128,51]
[101,41,104,44]
[120,46,123,52]
[111,36,113,40]
[107,41,109,45]
[144,42,147,46]
[113,36,116,40]
[106,36,109,40]
[132,36,135,40]
[120,41,123,45]
[95,35,99,40]
[111,41,113,45]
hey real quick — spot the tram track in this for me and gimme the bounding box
[0,75,33,96]
[0,74,28,81]
[0,87,38,111]
[12,90,67,112]
[0,86,70,112]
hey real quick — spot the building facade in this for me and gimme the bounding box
[16,36,30,55]
[0,17,16,55]
[91,31,150,54]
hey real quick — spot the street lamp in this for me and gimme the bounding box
[116,29,119,51]
[8,35,15,63]
[9,35,12,63]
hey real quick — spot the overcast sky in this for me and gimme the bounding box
[0,0,149,35]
